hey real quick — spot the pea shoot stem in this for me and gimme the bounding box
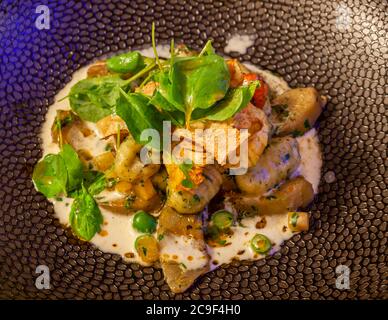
[170,38,175,65]
[123,61,156,86]
[56,117,63,150]
[152,22,162,71]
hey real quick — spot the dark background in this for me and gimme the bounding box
[0,0,387,299]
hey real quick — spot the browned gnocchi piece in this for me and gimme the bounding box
[270,87,326,136]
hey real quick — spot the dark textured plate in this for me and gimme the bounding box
[0,0,387,300]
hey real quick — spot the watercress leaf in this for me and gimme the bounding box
[69,185,103,241]
[198,40,215,56]
[161,109,185,127]
[69,75,126,122]
[87,173,106,196]
[60,144,84,192]
[150,90,178,112]
[32,154,67,198]
[176,54,230,110]
[170,54,230,123]
[83,170,103,188]
[153,70,185,112]
[153,53,230,125]
[149,91,185,126]
[196,81,259,121]
[115,90,164,146]
[106,51,145,74]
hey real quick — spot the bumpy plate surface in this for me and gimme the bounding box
[0,0,387,300]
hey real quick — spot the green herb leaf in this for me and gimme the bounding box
[69,184,103,241]
[153,70,185,112]
[60,144,83,192]
[115,89,164,147]
[173,54,230,123]
[198,40,215,57]
[32,154,67,198]
[69,75,126,122]
[193,81,259,121]
[154,49,230,125]
[86,173,106,196]
[106,51,145,74]
[149,90,185,126]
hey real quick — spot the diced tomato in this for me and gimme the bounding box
[243,73,269,109]
[242,73,258,83]
[252,80,269,109]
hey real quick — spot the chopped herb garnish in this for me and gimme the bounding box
[125,195,136,208]
[181,178,194,188]
[179,262,187,269]
[272,104,289,120]
[157,234,165,241]
[291,212,299,227]
[292,130,303,137]
[178,161,194,189]
[192,194,200,203]
[142,246,148,256]
[304,119,311,129]
[238,220,246,228]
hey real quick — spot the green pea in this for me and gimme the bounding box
[132,211,157,233]
[250,234,272,254]
[106,51,144,73]
[211,210,234,230]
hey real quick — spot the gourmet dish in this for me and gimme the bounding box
[33,26,326,293]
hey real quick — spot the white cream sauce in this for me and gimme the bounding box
[224,34,256,55]
[159,234,208,270]
[295,128,322,193]
[40,45,322,272]
[208,214,292,269]
[52,197,146,263]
